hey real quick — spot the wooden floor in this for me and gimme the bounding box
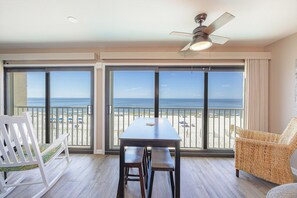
[6,154,276,198]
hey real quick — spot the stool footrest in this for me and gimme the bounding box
[128,174,140,177]
[127,178,140,182]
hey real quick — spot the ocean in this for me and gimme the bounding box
[114,98,242,108]
[28,98,91,107]
[27,98,243,108]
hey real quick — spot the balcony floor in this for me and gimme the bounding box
[7,154,276,198]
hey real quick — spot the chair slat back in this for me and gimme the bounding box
[0,113,41,167]
[17,122,34,162]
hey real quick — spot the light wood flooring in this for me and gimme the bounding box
[6,154,276,198]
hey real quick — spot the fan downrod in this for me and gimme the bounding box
[195,13,207,26]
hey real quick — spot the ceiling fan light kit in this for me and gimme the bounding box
[190,36,212,51]
[170,12,235,51]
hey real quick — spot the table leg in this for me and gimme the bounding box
[117,143,125,198]
[175,142,180,198]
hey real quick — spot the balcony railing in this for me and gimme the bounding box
[14,106,244,150]
[14,106,91,148]
[112,107,244,150]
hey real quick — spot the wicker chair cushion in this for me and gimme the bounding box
[0,144,61,172]
[278,118,297,145]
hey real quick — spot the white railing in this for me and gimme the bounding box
[14,106,91,147]
[112,107,244,150]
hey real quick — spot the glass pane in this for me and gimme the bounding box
[208,72,244,149]
[6,72,46,144]
[159,71,204,149]
[110,71,155,149]
[50,71,92,149]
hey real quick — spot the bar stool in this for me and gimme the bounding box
[124,147,148,198]
[148,147,175,198]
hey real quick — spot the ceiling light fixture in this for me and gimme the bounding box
[67,16,79,23]
[189,35,212,51]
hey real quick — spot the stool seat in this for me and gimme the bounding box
[123,147,147,198]
[148,147,175,198]
[125,147,144,165]
[151,147,174,171]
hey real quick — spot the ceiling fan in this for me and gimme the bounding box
[170,12,235,51]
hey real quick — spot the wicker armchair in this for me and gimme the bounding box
[235,118,297,184]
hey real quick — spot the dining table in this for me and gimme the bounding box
[117,117,181,198]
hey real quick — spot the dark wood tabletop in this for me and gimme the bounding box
[119,118,181,142]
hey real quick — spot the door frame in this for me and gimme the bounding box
[4,66,95,153]
[104,66,156,152]
[104,65,244,156]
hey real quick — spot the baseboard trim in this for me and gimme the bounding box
[94,149,105,155]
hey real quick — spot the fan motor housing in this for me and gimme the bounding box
[193,26,207,35]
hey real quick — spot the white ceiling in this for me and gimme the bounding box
[0,0,297,49]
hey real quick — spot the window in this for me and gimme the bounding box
[105,66,244,153]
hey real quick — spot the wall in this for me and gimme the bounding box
[95,68,104,153]
[265,32,297,168]
[13,73,27,106]
[0,46,266,54]
[265,33,297,133]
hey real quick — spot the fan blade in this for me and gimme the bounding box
[181,42,191,51]
[203,12,235,35]
[209,35,230,44]
[170,31,194,37]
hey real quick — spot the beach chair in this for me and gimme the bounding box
[0,112,70,198]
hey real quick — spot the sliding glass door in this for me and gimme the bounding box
[208,72,244,149]
[5,71,46,144]
[5,67,94,152]
[49,71,93,149]
[106,68,155,149]
[105,66,244,153]
[159,70,204,149]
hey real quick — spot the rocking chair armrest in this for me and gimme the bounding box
[236,137,288,148]
[236,137,293,159]
[239,129,280,143]
[41,133,69,155]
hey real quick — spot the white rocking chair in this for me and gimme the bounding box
[0,112,70,198]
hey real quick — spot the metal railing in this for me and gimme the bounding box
[14,106,244,150]
[111,107,244,150]
[14,106,91,147]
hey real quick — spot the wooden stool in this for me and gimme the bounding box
[124,147,147,198]
[148,147,175,198]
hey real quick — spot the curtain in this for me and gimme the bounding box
[244,59,269,131]
[0,61,3,115]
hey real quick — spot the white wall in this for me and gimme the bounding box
[265,33,297,133]
[265,32,297,168]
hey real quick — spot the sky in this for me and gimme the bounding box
[26,70,243,100]
[27,71,91,98]
[114,71,243,99]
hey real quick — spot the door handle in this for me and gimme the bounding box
[87,105,93,115]
[107,105,113,115]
